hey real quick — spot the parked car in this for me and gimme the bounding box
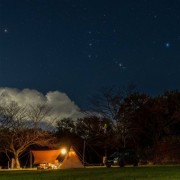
[106,149,139,167]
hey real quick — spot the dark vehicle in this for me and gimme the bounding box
[106,149,139,167]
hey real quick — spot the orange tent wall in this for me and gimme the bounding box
[31,150,60,164]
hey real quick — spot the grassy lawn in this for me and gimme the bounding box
[0,165,179,180]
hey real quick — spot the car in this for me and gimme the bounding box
[106,149,139,167]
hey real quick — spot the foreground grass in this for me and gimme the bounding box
[0,165,180,180]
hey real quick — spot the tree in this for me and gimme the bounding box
[116,93,149,148]
[56,118,76,135]
[55,118,78,148]
[0,102,57,168]
[90,87,126,123]
[89,85,136,149]
[128,91,180,162]
[76,116,112,143]
[76,116,113,162]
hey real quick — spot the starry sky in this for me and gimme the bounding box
[0,0,180,109]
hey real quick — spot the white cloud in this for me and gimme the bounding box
[0,87,84,123]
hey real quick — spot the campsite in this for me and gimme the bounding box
[0,91,179,179]
[1,0,180,179]
[31,147,84,169]
[0,146,179,179]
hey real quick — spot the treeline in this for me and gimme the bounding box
[56,90,180,164]
[0,89,180,168]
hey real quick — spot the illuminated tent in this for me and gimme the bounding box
[61,147,84,168]
[31,150,60,164]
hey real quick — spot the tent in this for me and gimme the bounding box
[61,147,84,168]
[31,150,60,165]
[31,147,84,169]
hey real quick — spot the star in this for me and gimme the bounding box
[4,29,8,33]
[153,15,158,19]
[88,43,93,47]
[165,42,170,48]
[118,63,126,69]
[114,61,126,70]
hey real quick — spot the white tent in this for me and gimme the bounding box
[61,147,84,169]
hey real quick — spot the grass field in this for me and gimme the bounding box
[0,165,179,180]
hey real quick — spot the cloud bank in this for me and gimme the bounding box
[0,88,84,123]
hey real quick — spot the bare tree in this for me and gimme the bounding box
[0,102,57,168]
[90,87,124,123]
[89,85,137,149]
[90,85,135,122]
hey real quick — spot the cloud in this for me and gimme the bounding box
[0,87,84,123]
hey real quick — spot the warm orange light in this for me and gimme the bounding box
[61,148,67,155]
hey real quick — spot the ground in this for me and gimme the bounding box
[0,165,179,180]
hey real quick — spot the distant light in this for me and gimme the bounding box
[61,148,67,155]
[154,15,157,19]
[119,63,122,67]
[165,42,170,48]
[4,29,8,33]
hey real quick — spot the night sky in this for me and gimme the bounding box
[1,0,180,109]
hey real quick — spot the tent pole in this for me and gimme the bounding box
[83,139,85,167]
[30,151,32,168]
